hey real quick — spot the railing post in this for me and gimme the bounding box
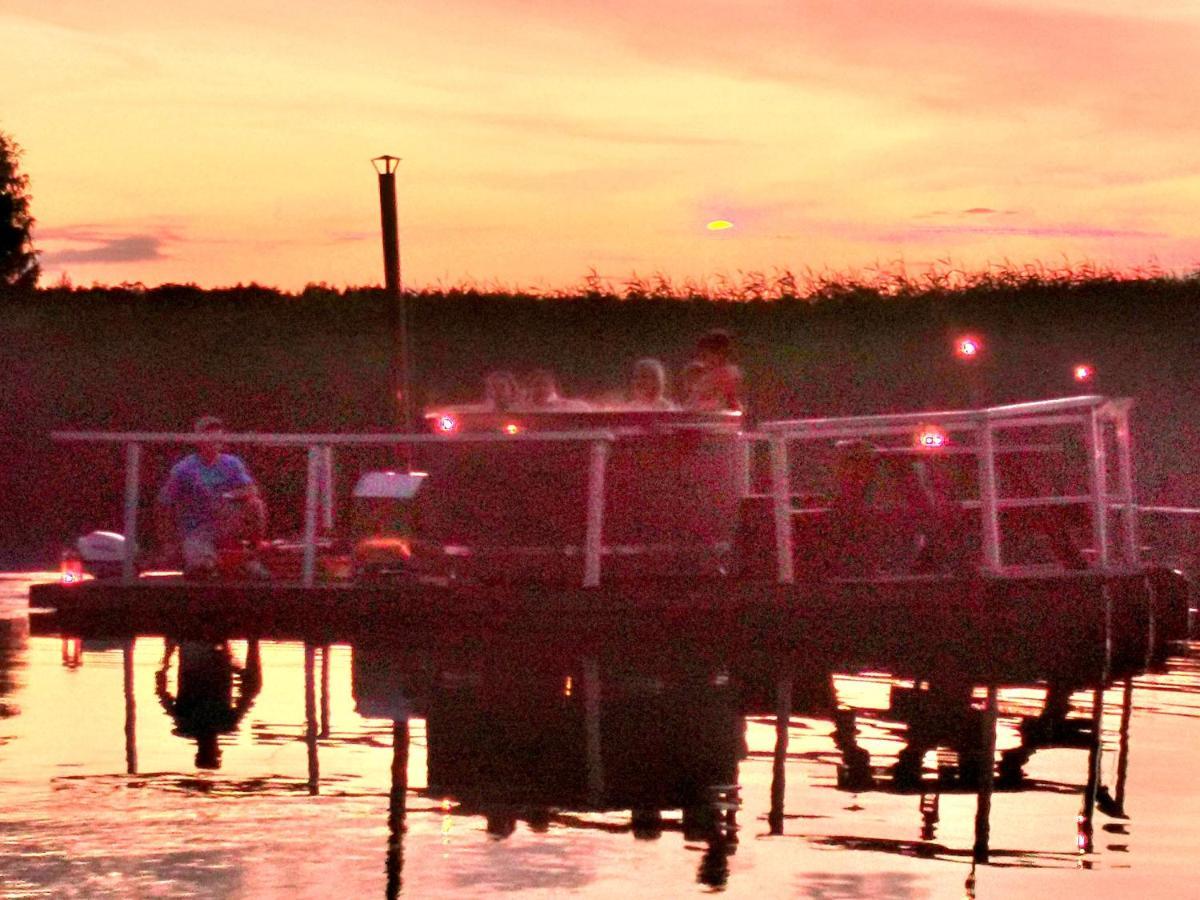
[320,445,335,533]
[769,436,795,585]
[1084,411,1109,568]
[583,440,609,588]
[302,445,322,587]
[1114,407,1138,564]
[976,422,1002,572]
[122,442,141,584]
[735,435,753,498]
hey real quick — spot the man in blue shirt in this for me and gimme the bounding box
[157,416,269,578]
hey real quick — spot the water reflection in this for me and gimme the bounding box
[156,639,262,770]
[9,571,1200,897]
[352,645,743,892]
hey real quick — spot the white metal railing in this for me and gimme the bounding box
[51,429,618,588]
[756,396,1139,583]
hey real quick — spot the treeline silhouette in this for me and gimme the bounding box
[2,270,1198,566]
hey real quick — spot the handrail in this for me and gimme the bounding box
[50,429,620,445]
[753,395,1139,582]
[760,394,1115,433]
[57,427,620,589]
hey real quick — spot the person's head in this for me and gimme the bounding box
[194,415,225,464]
[695,329,733,365]
[484,371,520,410]
[631,358,667,404]
[527,369,560,406]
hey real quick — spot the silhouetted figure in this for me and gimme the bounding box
[624,358,678,410]
[482,371,521,411]
[683,330,742,412]
[525,369,590,410]
[156,638,262,769]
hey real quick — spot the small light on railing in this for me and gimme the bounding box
[915,425,948,449]
[503,422,521,436]
[954,335,982,360]
[1073,363,1094,382]
[434,414,458,435]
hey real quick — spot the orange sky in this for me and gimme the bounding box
[4,1,1199,290]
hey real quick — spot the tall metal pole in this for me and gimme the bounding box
[373,155,414,458]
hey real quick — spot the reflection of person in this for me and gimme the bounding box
[683,330,742,412]
[156,416,268,579]
[625,359,678,410]
[156,638,262,769]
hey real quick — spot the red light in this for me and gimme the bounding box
[1074,364,1093,382]
[60,549,84,585]
[503,422,521,435]
[916,426,948,449]
[955,336,981,359]
[435,414,458,435]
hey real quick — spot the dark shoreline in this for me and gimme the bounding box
[2,277,1198,566]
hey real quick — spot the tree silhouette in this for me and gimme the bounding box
[1,130,39,289]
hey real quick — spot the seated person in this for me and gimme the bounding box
[683,330,742,412]
[623,358,678,410]
[156,416,269,579]
[524,369,590,410]
[482,370,522,411]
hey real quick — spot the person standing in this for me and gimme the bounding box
[683,330,742,412]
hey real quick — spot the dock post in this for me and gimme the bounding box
[386,718,410,900]
[305,643,320,795]
[769,671,793,835]
[583,440,609,588]
[976,424,1001,572]
[769,437,794,584]
[972,683,998,863]
[123,638,137,775]
[320,645,331,739]
[1114,406,1138,563]
[1084,411,1109,567]
[122,442,141,584]
[302,445,322,587]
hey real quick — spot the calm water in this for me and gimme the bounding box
[3,572,1199,899]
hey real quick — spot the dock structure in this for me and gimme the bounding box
[29,395,1189,682]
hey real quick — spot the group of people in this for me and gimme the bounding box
[154,330,743,579]
[476,329,743,414]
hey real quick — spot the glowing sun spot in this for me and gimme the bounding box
[706,219,734,231]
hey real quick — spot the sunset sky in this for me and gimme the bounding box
[4,0,1199,290]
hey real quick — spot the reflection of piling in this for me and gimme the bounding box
[769,672,793,835]
[373,155,413,462]
[582,657,605,805]
[320,645,331,739]
[123,638,137,776]
[1079,681,1106,853]
[972,684,998,863]
[305,644,320,796]
[1114,677,1133,814]
[386,719,409,900]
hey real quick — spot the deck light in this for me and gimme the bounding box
[1073,363,1094,382]
[60,548,84,585]
[503,422,521,435]
[915,425,948,449]
[434,413,458,435]
[955,335,982,359]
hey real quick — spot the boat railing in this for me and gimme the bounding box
[755,395,1138,583]
[49,428,620,588]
